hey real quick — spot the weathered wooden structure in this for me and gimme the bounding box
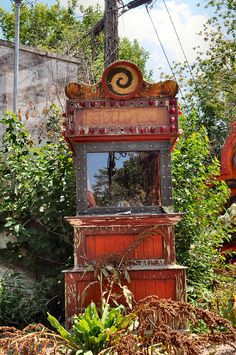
[218,122,236,261]
[62,60,186,324]
[219,122,236,200]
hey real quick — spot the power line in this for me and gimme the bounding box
[162,0,196,84]
[148,0,158,10]
[145,7,176,81]
[92,40,120,80]
[162,0,204,107]
[145,5,188,107]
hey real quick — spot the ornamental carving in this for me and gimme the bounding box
[65,60,178,100]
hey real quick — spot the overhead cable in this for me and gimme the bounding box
[145,6,176,81]
[148,0,158,10]
[145,5,188,107]
[162,0,196,84]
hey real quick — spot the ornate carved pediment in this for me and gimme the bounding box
[65,60,178,100]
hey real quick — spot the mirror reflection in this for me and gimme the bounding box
[87,152,160,208]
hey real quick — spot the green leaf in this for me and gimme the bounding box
[76,319,91,333]
[14,224,21,233]
[47,312,72,341]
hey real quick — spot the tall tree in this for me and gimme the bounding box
[176,0,235,155]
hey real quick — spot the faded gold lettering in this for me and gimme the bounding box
[76,107,168,127]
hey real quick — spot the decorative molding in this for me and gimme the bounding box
[65,60,178,100]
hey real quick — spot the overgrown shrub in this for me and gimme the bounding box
[2,297,235,354]
[172,112,232,292]
[189,274,236,328]
[0,113,75,278]
[0,271,54,328]
[0,112,75,324]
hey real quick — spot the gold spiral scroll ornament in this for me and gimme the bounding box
[101,60,144,99]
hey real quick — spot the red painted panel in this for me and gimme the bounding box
[135,279,146,300]
[155,280,167,299]
[165,279,175,299]
[146,279,156,296]
[65,268,183,320]
[80,280,100,305]
[128,279,175,301]
[85,233,163,260]
[135,235,163,259]
[86,234,132,259]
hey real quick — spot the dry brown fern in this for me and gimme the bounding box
[1,297,236,355]
[108,296,236,355]
[0,323,71,355]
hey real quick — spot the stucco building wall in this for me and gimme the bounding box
[0,39,81,141]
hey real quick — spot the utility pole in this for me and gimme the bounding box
[104,0,119,67]
[101,0,152,68]
[13,0,22,114]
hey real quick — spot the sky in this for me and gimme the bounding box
[1,0,212,80]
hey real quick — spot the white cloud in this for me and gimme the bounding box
[60,0,104,9]
[60,0,210,80]
[119,1,210,79]
[81,0,104,8]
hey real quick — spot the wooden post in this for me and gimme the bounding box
[104,0,119,67]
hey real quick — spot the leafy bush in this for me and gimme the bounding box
[0,271,53,328]
[189,274,236,328]
[172,112,232,291]
[0,113,75,279]
[0,112,76,324]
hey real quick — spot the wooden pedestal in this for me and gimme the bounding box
[64,214,186,324]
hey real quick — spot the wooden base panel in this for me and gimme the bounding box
[64,267,186,325]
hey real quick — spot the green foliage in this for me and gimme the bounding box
[189,273,236,329]
[0,1,78,50]
[172,112,232,291]
[0,112,75,279]
[119,37,153,81]
[0,271,53,328]
[48,302,133,355]
[174,0,236,155]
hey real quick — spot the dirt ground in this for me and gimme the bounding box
[202,344,236,354]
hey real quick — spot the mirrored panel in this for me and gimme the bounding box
[87,152,160,208]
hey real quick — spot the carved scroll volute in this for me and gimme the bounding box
[65,60,179,100]
[101,60,144,99]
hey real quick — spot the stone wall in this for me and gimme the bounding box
[0,39,81,141]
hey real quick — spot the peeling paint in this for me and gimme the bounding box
[64,215,186,324]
